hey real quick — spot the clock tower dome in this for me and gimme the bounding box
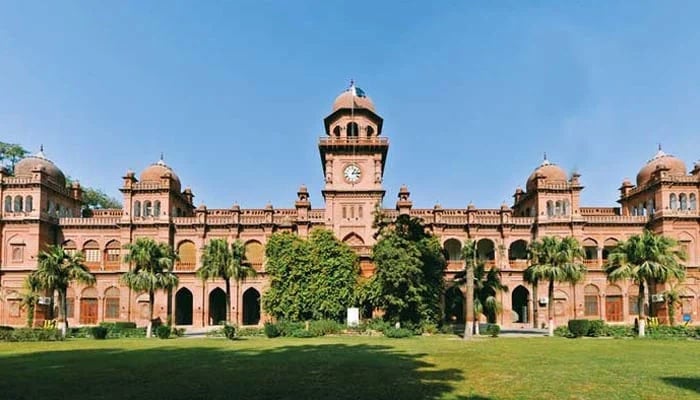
[319,83,388,247]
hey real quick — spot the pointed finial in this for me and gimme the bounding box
[160,152,164,161]
[543,152,547,161]
[658,143,662,151]
[349,79,354,88]
[40,144,44,152]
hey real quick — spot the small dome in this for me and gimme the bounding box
[332,83,376,113]
[14,148,66,187]
[526,157,568,191]
[140,158,181,192]
[636,148,686,187]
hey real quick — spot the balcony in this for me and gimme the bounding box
[584,259,601,268]
[176,262,196,272]
[509,259,528,269]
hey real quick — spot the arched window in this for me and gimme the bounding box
[584,284,599,317]
[25,195,33,212]
[346,122,359,138]
[647,199,655,215]
[144,201,152,217]
[104,287,120,319]
[679,194,688,211]
[133,201,141,217]
[245,240,264,271]
[83,240,101,269]
[555,200,562,216]
[670,193,678,210]
[546,201,554,217]
[563,199,570,216]
[104,240,121,270]
[48,201,55,215]
[366,126,375,137]
[444,239,462,262]
[154,200,161,216]
[13,195,23,212]
[4,196,11,212]
[333,126,341,137]
[177,241,196,271]
[638,204,646,216]
[690,194,697,210]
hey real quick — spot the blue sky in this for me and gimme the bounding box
[1,1,699,209]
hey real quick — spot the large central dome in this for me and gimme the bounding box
[14,148,66,187]
[526,157,568,191]
[332,83,376,112]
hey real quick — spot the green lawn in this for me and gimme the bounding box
[0,335,698,400]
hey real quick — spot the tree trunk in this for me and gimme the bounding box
[532,282,539,329]
[548,280,554,337]
[225,278,231,324]
[59,289,68,337]
[235,280,240,325]
[463,263,474,340]
[638,281,646,337]
[147,291,155,338]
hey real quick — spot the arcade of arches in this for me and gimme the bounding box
[1,84,700,328]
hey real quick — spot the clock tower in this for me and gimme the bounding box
[319,83,388,248]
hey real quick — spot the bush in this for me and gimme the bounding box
[237,327,264,337]
[384,327,414,338]
[587,320,606,337]
[223,324,237,340]
[290,329,317,338]
[553,325,571,337]
[0,328,63,342]
[439,324,455,334]
[276,320,305,337]
[646,325,696,339]
[264,322,281,338]
[156,325,171,339]
[99,322,137,330]
[568,320,591,338]
[309,320,343,336]
[113,328,147,338]
[0,326,14,331]
[421,322,439,335]
[172,327,186,337]
[605,325,635,338]
[91,326,108,340]
[360,318,390,334]
[486,324,501,337]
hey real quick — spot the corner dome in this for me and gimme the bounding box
[332,83,376,113]
[636,148,686,187]
[526,157,568,191]
[14,148,66,187]
[140,158,181,192]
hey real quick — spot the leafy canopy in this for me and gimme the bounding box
[121,238,179,293]
[263,229,359,322]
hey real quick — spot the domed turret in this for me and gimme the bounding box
[332,82,376,113]
[14,147,66,187]
[636,147,686,187]
[526,155,568,191]
[139,156,181,192]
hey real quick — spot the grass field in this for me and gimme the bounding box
[0,335,698,400]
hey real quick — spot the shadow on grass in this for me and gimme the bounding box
[661,377,700,394]
[0,342,492,400]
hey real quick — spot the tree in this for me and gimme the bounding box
[65,176,122,210]
[20,273,41,327]
[263,229,359,322]
[461,240,476,339]
[0,142,29,174]
[605,230,686,337]
[453,242,508,338]
[525,236,586,336]
[34,245,96,337]
[367,214,445,325]
[664,283,685,326]
[121,238,179,337]
[197,239,256,324]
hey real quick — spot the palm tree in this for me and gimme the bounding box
[453,259,508,335]
[121,238,179,337]
[605,230,686,337]
[461,240,476,339]
[197,239,257,324]
[525,236,586,336]
[664,282,685,326]
[20,272,41,327]
[34,245,95,337]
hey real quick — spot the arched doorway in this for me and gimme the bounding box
[208,288,227,325]
[444,286,465,323]
[242,288,261,325]
[512,285,530,323]
[175,288,193,325]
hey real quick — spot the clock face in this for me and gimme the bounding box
[344,164,361,183]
